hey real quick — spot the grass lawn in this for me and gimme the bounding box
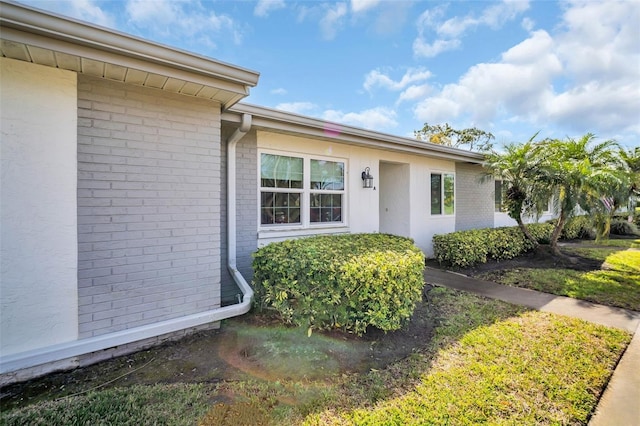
[478,240,640,311]
[1,288,631,426]
[0,383,215,426]
[313,311,629,425]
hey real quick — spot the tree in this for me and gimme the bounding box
[620,147,640,222]
[415,123,495,152]
[536,134,625,253]
[482,136,548,248]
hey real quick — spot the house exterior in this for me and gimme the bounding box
[1,2,496,384]
[219,104,495,302]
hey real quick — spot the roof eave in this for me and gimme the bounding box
[224,103,486,164]
[0,1,260,108]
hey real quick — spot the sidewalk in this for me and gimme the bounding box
[424,267,640,426]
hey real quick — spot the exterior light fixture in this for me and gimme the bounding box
[361,167,374,189]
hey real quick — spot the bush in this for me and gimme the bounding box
[433,223,554,268]
[526,223,554,246]
[252,233,425,335]
[485,227,528,261]
[562,216,592,239]
[433,230,488,268]
[610,219,640,236]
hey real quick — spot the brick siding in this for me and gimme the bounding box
[77,75,222,338]
[455,163,494,231]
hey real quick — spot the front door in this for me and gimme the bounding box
[378,162,410,237]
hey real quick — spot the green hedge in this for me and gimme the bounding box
[433,216,601,268]
[549,215,594,240]
[252,233,425,335]
[433,224,554,268]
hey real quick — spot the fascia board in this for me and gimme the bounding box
[1,27,250,97]
[224,105,486,164]
[0,1,259,88]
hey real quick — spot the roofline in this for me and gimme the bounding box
[0,1,260,88]
[223,103,486,164]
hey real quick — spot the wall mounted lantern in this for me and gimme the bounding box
[361,167,374,189]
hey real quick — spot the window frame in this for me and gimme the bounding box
[430,172,455,216]
[495,179,508,213]
[258,150,347,230]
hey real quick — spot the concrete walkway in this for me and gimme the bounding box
[424,267,640,426]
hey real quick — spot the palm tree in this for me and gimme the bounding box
[482,136,548,248]
[537,134,625,253]
[620,147,640,222]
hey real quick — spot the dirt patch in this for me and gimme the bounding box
[0,293,434,412]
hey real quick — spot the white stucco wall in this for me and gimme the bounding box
[494,211,556,228]
[255,131,456,256]
[0,58,78,356]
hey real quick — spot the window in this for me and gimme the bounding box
[495,180,507,212]
[260,154,302,224]
[260,153,345,227]
[431,173,454,215]
[310,159,344,223]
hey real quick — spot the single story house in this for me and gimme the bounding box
[1,2,511,383]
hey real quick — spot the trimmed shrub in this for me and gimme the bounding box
[485,227,528,261]
[433,223,554,268]
[610,219,640,236]
[252,233,425,335]
[526,223,554,245]
[560,215,594,240]
[433,230,488,268]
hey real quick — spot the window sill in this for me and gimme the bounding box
[258,225,350,241]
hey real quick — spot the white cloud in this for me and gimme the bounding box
[69,0,115,27]
[521,17,535,32]
[125,0,243,47]
[22,0,115,27]
[480,0,530,29]
[433,0,530,38]
[546,81,639,132]
[414,30,561,124]
[397,84,432,104]
[412,0,640,140]
[351,0,380,13]
[323,107,398,130]
[364,67,432,92]
[370,1,413,36]
[415,4,448,31]
[556,0,639,84]
[412,37,461,58]
[254,0,285,18]
[271,88,288,95]
[275,102,317,115]
[547,0,640,133]
[320,3,348,40]
[413,0,529,58]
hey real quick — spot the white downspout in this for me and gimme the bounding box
[0,114,254,376]
[225,113,254,306]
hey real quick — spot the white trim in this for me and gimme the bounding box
[258,226,350,243]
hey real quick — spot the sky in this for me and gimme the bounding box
[18,0,640,149]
